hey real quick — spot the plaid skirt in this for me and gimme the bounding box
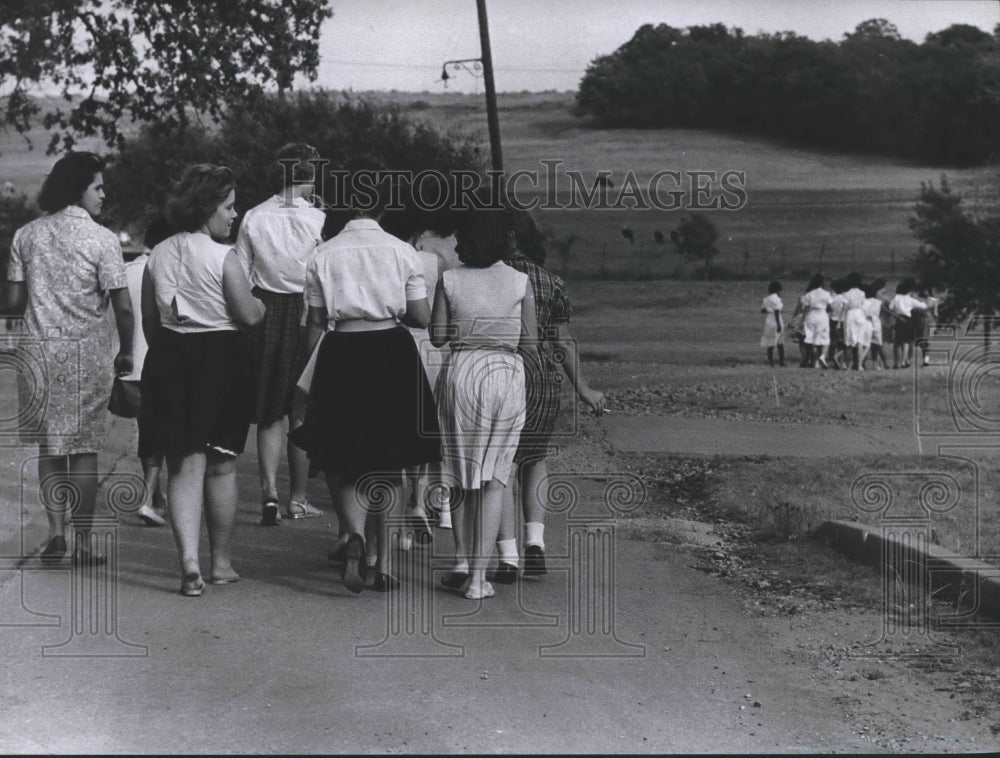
[515,351,562,463]
[249,288,306,426]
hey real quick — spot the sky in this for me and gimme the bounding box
[313,0,1000,93]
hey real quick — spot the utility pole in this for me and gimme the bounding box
[477,0,503,174]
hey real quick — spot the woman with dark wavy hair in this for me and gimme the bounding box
[140,164,264,596]
[3,151,134,565]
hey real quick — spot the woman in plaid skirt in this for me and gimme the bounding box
[491,210,605,583]
[235,144,325,525]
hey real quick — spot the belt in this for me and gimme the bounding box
[452,342,518,354]
[335,318,397,333]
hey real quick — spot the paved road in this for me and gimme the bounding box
[0,418,995,753]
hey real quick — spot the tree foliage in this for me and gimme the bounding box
[0,190,37,278]
[102,90,484,238]
[0,0,332,153]
[670,212,719,280]
[576,19,1000,166]
[910,177,1000,324]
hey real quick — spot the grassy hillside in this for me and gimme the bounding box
[399,92,999,279]
[2,90,996,279]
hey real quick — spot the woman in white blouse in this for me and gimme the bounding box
[293,167,440,594]
[800,273,833,368]
[140,164,264,596]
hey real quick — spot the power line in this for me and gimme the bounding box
[318,58,584,74]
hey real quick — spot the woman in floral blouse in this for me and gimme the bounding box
[3,152,134,564]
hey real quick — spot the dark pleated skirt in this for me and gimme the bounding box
[249,288,306,426]
[138,328,253,459]
[291,326,441,480]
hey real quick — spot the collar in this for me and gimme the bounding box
[344,218,382,231]
[272,194,313,209]
[63,205,91,219]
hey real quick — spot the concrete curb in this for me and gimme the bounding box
[814,519,1000,623]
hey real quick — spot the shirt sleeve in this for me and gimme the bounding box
[304,257,325,308]
[233,217,254,278]
[97,232,127,291]
[7,227,26,281]
[549,275,572,325]
[403,250,427,301]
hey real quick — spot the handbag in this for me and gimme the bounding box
[108,377,141,419]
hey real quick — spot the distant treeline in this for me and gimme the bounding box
[575,19,1000,167]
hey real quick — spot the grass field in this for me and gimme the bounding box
[560,277,1000,564]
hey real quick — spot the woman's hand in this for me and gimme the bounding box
[579,387,606,414]
[114,350,133,377]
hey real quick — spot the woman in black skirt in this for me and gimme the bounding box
[140,164,264,596]
[295,166,440,593]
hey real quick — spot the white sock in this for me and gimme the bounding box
[497,539,519,566]
[525,522,545,549]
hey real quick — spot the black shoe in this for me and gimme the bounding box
[491,562,518,584]
[74,548,107,567]
[341,535,366,594]
[372,573,400,592]
[441,570,470,589]
[523,545,547,576]
[40,535,67,563]
[260,499,281,527]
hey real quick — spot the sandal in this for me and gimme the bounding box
[260,498,281,527]
[286,499,323,520]
[180,572,204,597]
[208,571,240,585]
[136,503,166,527]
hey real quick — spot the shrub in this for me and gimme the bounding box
[103,90,484,239]
[0,192,39,279]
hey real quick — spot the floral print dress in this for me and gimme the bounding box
[8,206,127,455]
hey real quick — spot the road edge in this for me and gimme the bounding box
[814,519,1000,622]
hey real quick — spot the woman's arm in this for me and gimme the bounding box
[429,284,449,347]
[553,323,607,414]
[304,305,327,357]
[141,267,160,349]
[0,281,27,317]
[222,250,265,328]
[109,287,134,376]
[400,296,430,329]
[519,285,538,349]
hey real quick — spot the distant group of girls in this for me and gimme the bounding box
[4,148,605,603]
[759,274,939,370]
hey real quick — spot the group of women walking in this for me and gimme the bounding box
[2,148,605,602]
[759,273,938,371]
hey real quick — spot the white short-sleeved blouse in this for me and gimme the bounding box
[305,218,426,324]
